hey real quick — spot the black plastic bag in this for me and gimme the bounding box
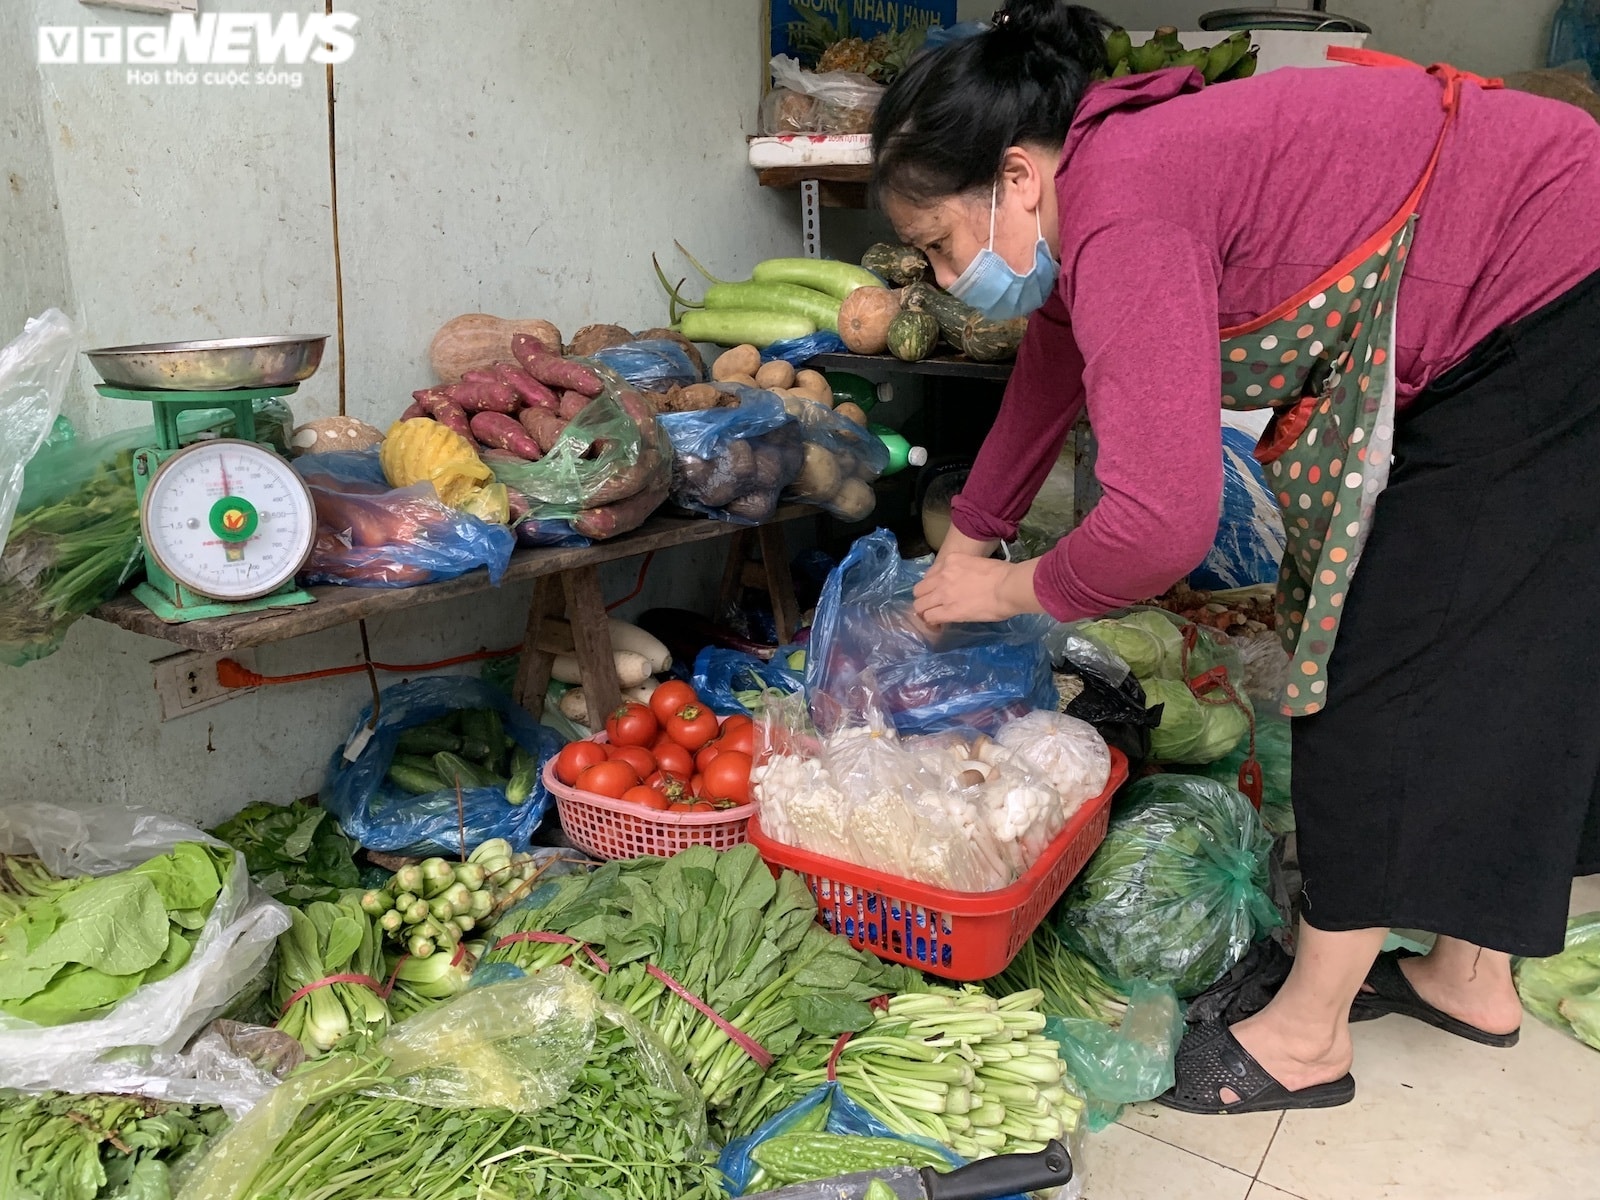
[1050,630,1161,769]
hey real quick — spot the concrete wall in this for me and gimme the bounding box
[957,0,1562,76]
[0,0,795,827]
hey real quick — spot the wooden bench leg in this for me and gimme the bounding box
[757,524,799,645]
[562,566,622,729]
[513,575,565,718]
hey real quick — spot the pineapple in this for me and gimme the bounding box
[818,35,875,76]
[788,6,928,84]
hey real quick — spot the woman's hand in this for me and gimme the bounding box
[934,526,1001,564]
[913,555,1045,626]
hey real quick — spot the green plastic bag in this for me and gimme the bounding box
[1185,710,1293,834]
[1054,774,1279,998]
[1046,982,1186,1131]
[1515,912,1600,1051]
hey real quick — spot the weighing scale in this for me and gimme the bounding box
[95,382,318,623]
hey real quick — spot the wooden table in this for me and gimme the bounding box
[94,506,816,727]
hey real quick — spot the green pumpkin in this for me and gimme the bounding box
[861,242,929,287]
[886,310,939,362]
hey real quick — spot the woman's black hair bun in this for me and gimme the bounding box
[994,1,1111,77]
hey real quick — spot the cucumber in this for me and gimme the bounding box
[460,708,504,752]
[388,760,447,796]
[396,723,462,756]
[504,746,537,805]
[433,751,497,790]
[459,736,496,764]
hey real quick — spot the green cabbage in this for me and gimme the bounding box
[1143,677,1251,766]
[1515,912,1600,1050]
[1080,610,1184,680]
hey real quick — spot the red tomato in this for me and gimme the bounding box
[720,713,754,738]
[575,760,638,799]
[702,751,752,805]
[665,704,719,751]
[669,799,714,813]
[605,702,659,748]
[695,741,722,772]
[667,801,697,813]
[652,730,677,752]
[622,785,669,809]
[647,770,690,800]
[653,741,694,779]
[607,743,656,780]
[690,773,705,798]
[716,723,754,758]
[555,740,608,786]
[649,680,699,725]
[688,800,715,812]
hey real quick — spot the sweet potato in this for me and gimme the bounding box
[450,375,519,414]
[398,401,428,421]
[573,471,669,539]
[470,410,542,459]
[565,323,634,357]
[669,383,722,413]
[429,397,474,440]
[493,362,559,410]
[558,390,592,420]
[511,334,604,397]
[518,407,568,454]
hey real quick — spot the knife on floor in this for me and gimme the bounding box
[754,1139,1074,1200]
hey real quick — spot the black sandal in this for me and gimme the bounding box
[1157,1023,1356,1116]
[1348,950,1520,1047]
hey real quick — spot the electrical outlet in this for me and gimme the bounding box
[152,650,254,720]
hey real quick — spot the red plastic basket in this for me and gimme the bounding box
[542,723,753,860]
[748,749,1128,980]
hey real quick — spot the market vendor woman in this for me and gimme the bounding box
[875,1,1600,1113]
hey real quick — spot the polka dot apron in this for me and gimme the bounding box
[1218,49,1502,717]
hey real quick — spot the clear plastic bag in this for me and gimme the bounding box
[1054,775,1279,998]
[319,676,565,855]
[764,55,885,133]
[484,366,671,527]
[1046,983,1186,1131]
[1514,911,1600,1051]
[0,309,79,553]
[661,390,803,523]
[590,338,702,392]
[179,968,703,1200]
[993,710,1113,822]
[807,530,1056,737]
[0,802,290,1103]
[783,401,889,521]
[692,644,804,714]
[296,449,516,588]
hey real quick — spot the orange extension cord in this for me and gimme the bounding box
[217,552,656,690]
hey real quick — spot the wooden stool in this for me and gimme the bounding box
[717,524,801,646]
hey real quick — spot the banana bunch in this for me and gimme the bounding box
[1101,26,1258,85]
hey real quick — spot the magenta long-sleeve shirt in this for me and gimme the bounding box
[951,64,1600,620]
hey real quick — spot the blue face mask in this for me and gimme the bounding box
[945,181,1060,320]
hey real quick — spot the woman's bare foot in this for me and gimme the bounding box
[1393,939,1522,1036]
[1222,1005,1355,1104]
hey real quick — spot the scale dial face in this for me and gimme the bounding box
[141,438,316,601]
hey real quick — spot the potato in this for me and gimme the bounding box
[712,344,762,382]
[725,438,757,482]
[754,359,796,390]
[724,373,759,390]
[793,369,833,407]
[831,476,877,521]
[834,402,869,427]
[792,442,842,501]
[670,383,723,412]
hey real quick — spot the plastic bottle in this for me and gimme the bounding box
[868,424,927,476]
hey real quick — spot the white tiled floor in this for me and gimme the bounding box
[1080,877,1600,1200]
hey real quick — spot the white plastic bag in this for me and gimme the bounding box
[763,55,885,134]
[0,309,80,553]
[994,711,1113,820]
[0,801,291,1107]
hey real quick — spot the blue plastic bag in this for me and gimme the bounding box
[659,391,803,523]
[759,331,846,365]
[923,20,990,50]
[692,645,804,715]
[295,449,516,588]
[806,530,1056,737]
[510,510,590,549]
[591,339,702,391]
[1188,427,1286,591]
[718,1082,984,1197]
[320,676,565,855]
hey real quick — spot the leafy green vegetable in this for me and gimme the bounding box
[272,893,389,1055]
[0,1090,224,1200]
[1080,610,1185,679]
[0,844,232,1026]
[209,799,359,903]
[1143,677,1250,766]
[1054,775,1277,998]
[1515,911,1600,1051]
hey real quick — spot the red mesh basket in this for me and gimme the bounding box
[747,749,1128,981]
[542,720,752,860]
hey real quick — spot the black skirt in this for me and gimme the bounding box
[1293,269,1600,957]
